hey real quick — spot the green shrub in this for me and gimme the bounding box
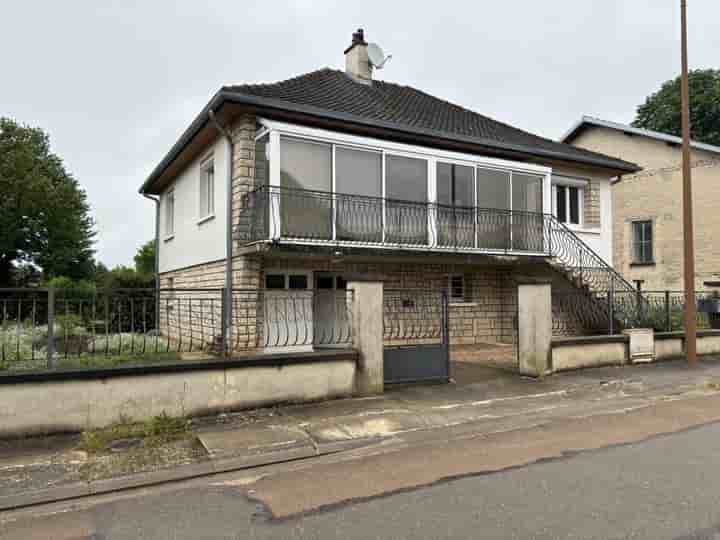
[46,276,96,300]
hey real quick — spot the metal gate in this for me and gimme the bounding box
[383,289,450,384]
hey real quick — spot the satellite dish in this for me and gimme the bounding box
[367,42,391,69]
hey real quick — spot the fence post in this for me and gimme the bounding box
[46,287,55,369]
[517,280,552,377]
[348,280,384,395]
[665,290,671,332]
[442,289,450,379]
[221,287,228,357]
[607,288,614,336]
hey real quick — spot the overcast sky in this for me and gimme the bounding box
[2,1,718,268]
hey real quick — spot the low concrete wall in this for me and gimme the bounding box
[654,333,684,361]
[655,330,720,360]
[0,351,358,438]
[551,335,628,372]
[551,330,720,372]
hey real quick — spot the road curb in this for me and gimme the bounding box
[0,437,375,513]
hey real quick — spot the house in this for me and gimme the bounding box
[139,29,639,380]
[562,116,720,291]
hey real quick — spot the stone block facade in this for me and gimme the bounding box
[583,180,601,228]
[571,125,720,291]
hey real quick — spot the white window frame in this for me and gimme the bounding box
[552,176,587,228]
[257,119,554,252]
[164,188,175,240]
[198,155,215,223]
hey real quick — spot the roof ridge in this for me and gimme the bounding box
[224,67,337,92]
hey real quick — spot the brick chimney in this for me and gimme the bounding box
[344,28,372,83]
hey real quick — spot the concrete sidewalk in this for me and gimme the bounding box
[3,358,720,511]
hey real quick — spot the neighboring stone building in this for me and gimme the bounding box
[139,30,638,378]
[563,117,720,291]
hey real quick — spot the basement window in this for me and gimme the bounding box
[448,274,467,303]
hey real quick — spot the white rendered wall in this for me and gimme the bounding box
[159,135,227,273]
[552,165,613,265]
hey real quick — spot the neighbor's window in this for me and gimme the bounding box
[632,220,653,264]
[199,157,214,219]
[165,189,175,237]
[553,184,582,226]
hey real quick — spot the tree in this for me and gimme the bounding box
[0,118,96,285]
[633,69,720,146]
[134,240,156,276]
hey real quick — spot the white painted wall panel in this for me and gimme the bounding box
[159,136,227,273]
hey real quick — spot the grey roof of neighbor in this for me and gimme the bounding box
[562,116,720,155]
[141,69,640,193]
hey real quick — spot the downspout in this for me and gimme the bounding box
[141,193,161,326]
[208,109,234,354]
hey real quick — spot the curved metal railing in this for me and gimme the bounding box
[239,185,640,330]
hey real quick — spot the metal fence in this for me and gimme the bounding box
[552,289,719,336]
[383,289,448,346]
[0,287,354,372]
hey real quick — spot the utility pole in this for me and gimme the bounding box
[680,0,697,367]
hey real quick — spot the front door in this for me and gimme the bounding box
[313,274,350,347]
[263,271,313,352]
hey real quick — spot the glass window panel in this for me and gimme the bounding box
[556,185,567,223]
[265,274,285,289]
[512,173,543,214]
[386,155,427,202]
[336,147,381,197]
[569,187,579,224]
[316,276,334,289]
[336,147,383,242]
[255,135,269,187]
[280,137,331,192]
[199,159,214,217]
[450,275,464,300]
[437,163,475,248]
[632,221,653,263]
[477,168,510,210]
[437,163,452,205]
[336,276,347,290]
[288,275,308,290]
[512,173,544,252]
[386,155,428,245]
[280,137,332,239]
[454,165,474,207]
[476,168,510,250]
[165,190,174,235]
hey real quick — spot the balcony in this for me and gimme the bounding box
[239,186,551,256]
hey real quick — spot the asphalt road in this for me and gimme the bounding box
[5,422,720,540]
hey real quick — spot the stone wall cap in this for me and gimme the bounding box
[552,335,629,347]
[516,277,553,285]
[0,349,359,385]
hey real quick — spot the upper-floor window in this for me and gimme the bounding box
[632,220,653,264]
[165,189,175,238]
[199,157,214,219]
[552,177,585,226]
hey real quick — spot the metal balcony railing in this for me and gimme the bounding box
[238,185,549,254]
[239,184,641,324]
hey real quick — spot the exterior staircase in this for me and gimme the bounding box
[545,215,639,334]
